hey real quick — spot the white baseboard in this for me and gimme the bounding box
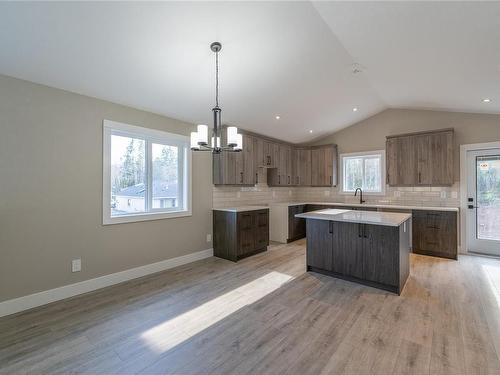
[0,248,213,318]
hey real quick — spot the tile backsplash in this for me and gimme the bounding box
[213,168,460,208]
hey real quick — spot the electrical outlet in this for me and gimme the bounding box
[440,191,447,199]
[206,233,212,243]
[72,258,81,273]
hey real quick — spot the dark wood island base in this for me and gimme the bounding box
[299,212,411,295]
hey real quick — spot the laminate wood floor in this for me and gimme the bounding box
[1,240,500,374]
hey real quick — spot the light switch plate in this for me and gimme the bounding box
[440,191,447,199]
[72,258,81,273]
[206,234,212,243]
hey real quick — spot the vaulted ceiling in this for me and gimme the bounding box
[0,2,499,143]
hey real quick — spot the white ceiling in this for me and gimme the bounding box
[0,2,498,143]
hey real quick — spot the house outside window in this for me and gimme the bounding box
[103,120,191,224]
[340,150,385,194]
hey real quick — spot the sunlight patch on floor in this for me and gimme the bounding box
[482,264,500,309]
[140,271,294,353]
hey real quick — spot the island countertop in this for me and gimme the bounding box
[295,209,412,227]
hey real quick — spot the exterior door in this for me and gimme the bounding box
[467,148,500,256]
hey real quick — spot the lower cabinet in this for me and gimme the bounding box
[213,209,269,262]
[288,205,306,242]
[412,210,457,259]
[306,219,408,293]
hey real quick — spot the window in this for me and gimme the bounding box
[103,120,191,224]
[340,150,385,194]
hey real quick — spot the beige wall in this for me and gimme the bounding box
[0,75,213,302]
[313,108,500,180]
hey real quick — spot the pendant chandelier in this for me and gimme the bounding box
[190,42,242,153]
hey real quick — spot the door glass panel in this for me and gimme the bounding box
[110,135,146,216]
[476,155,500,241]
[152,143,179,209]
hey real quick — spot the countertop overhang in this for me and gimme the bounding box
[296,209,412,227]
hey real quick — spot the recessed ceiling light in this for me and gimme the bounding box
[309,130,313,133]
[275,115,280,120]
[482,98,491,103]
[353,107,358,112]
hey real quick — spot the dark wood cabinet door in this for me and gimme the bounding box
[387,136,417,186]
[416,135,432,185]
[298,148,312,186]
[430,131,454,185]
[311,146,337,186]
[254,210,269,249]
[332,221,364,278]
[238,212,255,256]
[363,224,399,287]
[242,135,256,185]
[311,148,325,186]
[288,205,306,241]
[306,220,333,271]
[324,145,337,186]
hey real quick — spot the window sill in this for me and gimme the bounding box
[103,210,192,225]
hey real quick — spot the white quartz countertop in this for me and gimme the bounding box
[296,209,412,227]
[213,206,269,212]
[269,201,459,212]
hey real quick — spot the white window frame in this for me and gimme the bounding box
[340,150,386,195]
[103,120,192,225]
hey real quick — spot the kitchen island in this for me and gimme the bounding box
[296,209,412,294]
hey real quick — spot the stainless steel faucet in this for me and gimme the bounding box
[354,188,365,204]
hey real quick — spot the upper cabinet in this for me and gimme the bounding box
[255,138,279,168]
[268,144,293,186]
[311,145,338,186]
[213,134,256,185]
[386,129,454,186]
[292,148,312,186]
[213,132,337,187]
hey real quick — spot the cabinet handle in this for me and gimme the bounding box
[364,225,368,238]
[288,176,290,185]
[278,175,281,184]
[240,172,243,184]
[418,172,421,183]
[256,173,258,184]
[329,221,333,234]
[329,176,333,185]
